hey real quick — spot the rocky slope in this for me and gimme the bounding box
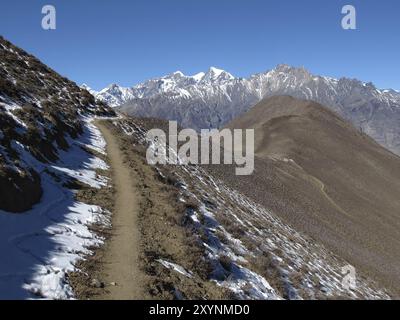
[0,36,114,212]
[91,65,400,156]
[0,36,116,299]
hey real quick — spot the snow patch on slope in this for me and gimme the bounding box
[0,118,110,299]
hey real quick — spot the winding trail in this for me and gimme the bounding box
[95,121,144,300]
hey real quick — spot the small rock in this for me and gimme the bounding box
[91,279,105,288]
[110,282,117,286]
[320,286,328,293]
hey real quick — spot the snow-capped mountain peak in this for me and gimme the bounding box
[101,83,125,93]
[202,66,235,83]
[165,71,186,80]
[90,83,133,107]
[81,83,98,96]
[81,83,92,91]
[162,67,234,84]
[273,64,296,73]
[191,71,206,82]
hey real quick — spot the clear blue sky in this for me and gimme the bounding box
[0,0,399,90]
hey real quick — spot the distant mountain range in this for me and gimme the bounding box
[86,65,400,156]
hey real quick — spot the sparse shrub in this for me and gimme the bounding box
[219,254,233,272]
[185,196,201,211]
[0,77,19,99]
[247,251,290,297]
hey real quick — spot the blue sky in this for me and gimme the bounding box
[0,0,399,90]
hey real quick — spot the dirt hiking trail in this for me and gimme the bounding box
[95,121,145,300]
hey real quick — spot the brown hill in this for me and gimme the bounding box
[208,95,400,296]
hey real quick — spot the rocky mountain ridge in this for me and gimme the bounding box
[91,65,400,156]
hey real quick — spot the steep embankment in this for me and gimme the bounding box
[218,95,400,296]
[0,36,115,299]
[0,119,112,299]
[0,35,114,212]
